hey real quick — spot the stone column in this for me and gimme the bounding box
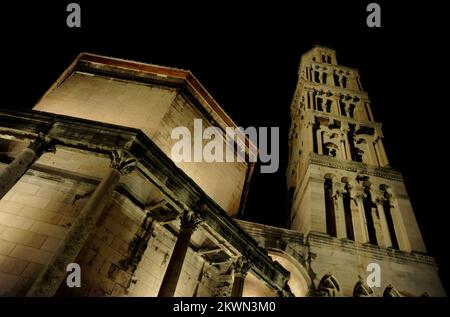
[0,134,55,200]
[338,75,344,88]
[353,191,369,243]
[365,102,374,121]
[27,149,136,297]
[316,128,323,155]
[158,210,203,297]
[374,136,390,167]
[231,257,252,297]
[341,124,352,161]
[309,120,316,153]
[308,91,313,109]
[333,183,347,239]
[371,141,381,166]
[365,136,377,166]
[375,198,392,248]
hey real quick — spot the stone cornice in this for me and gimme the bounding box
[309,153,404,182]
[310,110,382,131]
[0,108,289,292]
[72,54,258,159]
[307,232,438,268]
[301,79,369,99]
[234,220,439,268]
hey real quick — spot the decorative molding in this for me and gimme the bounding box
[110,149,137,175]
[180,210,203,233]
[309,153,403,181]
[232,257,253,276]
[28,133,56,155]
[0,108,292,293]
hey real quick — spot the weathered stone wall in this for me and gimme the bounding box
[0,161,220,297]
[308,233,446,297]
[290,162,427,253]
[57,194,218,297]
[0,167,91,296]
[33,72,248,217]
[237,220,446,297]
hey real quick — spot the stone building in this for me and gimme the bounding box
[0,47,445,297]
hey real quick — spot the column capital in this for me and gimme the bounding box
[110,149,136,175]
[179,210,203,234]
[351,189,366,201]
[340,122,350,131]
[232,256,253,277]
[28,133,55,155]
[374,196,387,206]
[333,182,346,199]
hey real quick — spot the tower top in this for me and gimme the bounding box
[301,46,338,66]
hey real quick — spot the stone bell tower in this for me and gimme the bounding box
[286,46,445,296]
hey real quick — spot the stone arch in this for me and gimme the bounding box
[323,142,338,157]
[318,273,342,297]
[379,183,400,249]
[353,280,374,297]
[341,177,352,186]
[362,179,372,189]
[383,285,401,297]
[379,184,394,198]
[267,249,312,297]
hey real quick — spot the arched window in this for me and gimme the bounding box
[317,97,324,112]
[383,285,401,297]
[314,71,320,83]
[343,183,355,241]
[381,186,399,250]
[353,280,374,297]
[324,178,337,237]
[322,72,328,84]
[348,104,355,118]
[363,187,378,245]
[323,142,338,157]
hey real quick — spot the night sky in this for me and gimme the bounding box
[0,1,448,293]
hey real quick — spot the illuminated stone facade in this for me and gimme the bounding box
[0,48,445,297]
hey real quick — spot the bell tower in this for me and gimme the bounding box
[287,45,426,253]
[285,46,446,296]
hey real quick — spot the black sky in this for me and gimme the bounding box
[0,1,448,293]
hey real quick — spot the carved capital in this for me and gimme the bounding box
[351,189,366,202]
[179,210,203,234]
[232,256,252,276]
[374,197,386,206]
[28,133,55,156]
[110,149,136,175]
[333,189,344,199]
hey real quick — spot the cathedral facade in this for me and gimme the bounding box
[0,47,445,297]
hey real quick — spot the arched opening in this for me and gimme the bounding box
[343,182,355,241]
[383,285,401,297]
[268,250,311,297]
[319,273,342,297]
[324,176,337,237]
[241,250,311,297]
[363,186,378,245]
[380,185,399,250]
[353,280,374,297]
[323,142,338,157]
